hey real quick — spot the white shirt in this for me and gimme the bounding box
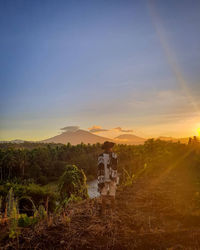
[103,153,111,182]
[97,152,118,184]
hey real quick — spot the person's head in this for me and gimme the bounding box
[107,147,113,153]
[101,141,115,153]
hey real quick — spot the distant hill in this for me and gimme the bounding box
[42,129,113,145]
[0,139,25,144]
[115,134,146,145]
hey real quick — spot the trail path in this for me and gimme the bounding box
[2,173,200,249]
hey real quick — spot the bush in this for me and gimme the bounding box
[18,214,38,227]
[0,183,58,212]
[58,165,88,201]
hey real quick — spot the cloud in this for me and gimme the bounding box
[88,125,109,133]
[60,126,79,132]
[114,127,133,133]
[88,125,134,133]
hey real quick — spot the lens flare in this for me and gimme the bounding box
[148,0,200,116]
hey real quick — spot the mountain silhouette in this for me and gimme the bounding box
[114,134,146,145]
[42,129,113,145]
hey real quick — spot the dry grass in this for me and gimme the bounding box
[1,174,200,249]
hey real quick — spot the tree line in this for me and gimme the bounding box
[1,137,200,186]
[0,143,102,184]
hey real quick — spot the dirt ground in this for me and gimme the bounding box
[1,172,200,250]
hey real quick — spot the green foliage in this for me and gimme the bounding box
[1,140,200,213]
[6,189,44,230]
[58,165,88,201]
[37,205,47,219]
[1,139,200,236]
[1,140,200,187]
[7,187,16,217]
[0,183,58,212]
[121,168,135,186]
[7,188,20,240]
[67,194,82,203]
[18,214,38,227]
[60,194,83,209]
[0,143,101,184]
[115,139,200,183]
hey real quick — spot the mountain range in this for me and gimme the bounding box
[41,130,190,145]
[42,130,191,145]
[0,129,191,145]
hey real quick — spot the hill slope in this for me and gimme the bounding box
[3,170,200,249]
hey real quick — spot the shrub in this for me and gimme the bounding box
[58,165,88,201]
[7,188,20,240]
[0,183,58,212]
[18,214,38,227]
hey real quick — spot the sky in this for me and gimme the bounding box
[0,0,200,140]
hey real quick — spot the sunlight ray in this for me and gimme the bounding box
[149,147,193,188]
[148,1,200,115]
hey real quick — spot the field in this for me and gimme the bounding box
[1,138,200,249]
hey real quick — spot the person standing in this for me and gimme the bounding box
[97,141,118,215]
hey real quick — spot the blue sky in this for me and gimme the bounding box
[0,0,200,140]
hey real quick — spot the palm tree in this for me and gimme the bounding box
[18,149,28,177]
[2,149,17,179]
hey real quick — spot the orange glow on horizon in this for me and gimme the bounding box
[197,128,200,137]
